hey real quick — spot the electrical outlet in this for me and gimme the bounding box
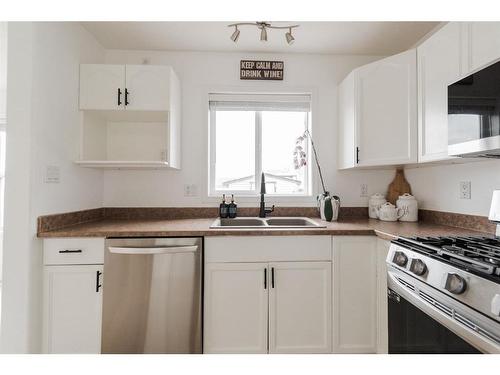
[360,183,368,197]
[460,181,471,199]
[184,184,198,197]
[44,165,60,183]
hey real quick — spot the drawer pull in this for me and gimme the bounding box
[96,271,102,293]
[58,249,83,254]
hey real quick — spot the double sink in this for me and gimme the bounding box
[210,217,326,229]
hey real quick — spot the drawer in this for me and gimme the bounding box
[43,238,105,265]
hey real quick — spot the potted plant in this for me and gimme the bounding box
[293,129,340,221]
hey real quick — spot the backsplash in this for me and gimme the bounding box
[37,206,496,235]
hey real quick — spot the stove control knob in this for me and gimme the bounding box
[410,258,427,276]
[444,273,467,295]
[393,251,408,267]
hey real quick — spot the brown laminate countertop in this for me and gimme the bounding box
[37,217,492,241]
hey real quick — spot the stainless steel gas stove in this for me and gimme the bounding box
[387,235,500,353]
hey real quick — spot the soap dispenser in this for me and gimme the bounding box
[219,194,229,218]
[228,194,237,218]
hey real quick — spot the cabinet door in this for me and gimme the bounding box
[467,22,500,73]
[204,263,269,353]
[80,64,125,110]
[356,49,417,166]
[418,23,462,162]
[43,265,103,353]
[268,262,332,353]
[338,72,357,169]
[333,236,377,353]
[125,65,171,111]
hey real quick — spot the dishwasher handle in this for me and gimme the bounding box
[108,245,198,255]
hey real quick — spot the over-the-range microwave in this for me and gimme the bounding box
[448,60,500,158]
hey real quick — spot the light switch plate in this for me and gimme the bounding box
[460,181,471,199]
[44,165,60,184]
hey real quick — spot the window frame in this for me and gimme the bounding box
[208,95,312,198]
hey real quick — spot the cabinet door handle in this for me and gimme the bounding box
[271,267,275,288]
[356,147,360,164]
[58,249,82,254]
[117,88,122,106]
[264,268,267,289]
[96,270,102,293]
[125,88,130,106]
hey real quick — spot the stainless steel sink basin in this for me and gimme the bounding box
[265,218,319,227]
[217,218,267,227]
[210,217,326,229]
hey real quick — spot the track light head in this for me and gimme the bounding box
[230,26,240,43]
[228,22,298,45]
[285,28,295,45]
[260,26,267,42]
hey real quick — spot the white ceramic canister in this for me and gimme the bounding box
[396,193,418,222]
[376,202,405,222]
[368,193,387,219]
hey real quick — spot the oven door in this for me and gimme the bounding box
[388,289,480,353]
[387,267,500,354]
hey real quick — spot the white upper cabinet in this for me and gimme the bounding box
[77,64,181,169]
[338,49,417,169]
[80,65,125,111]
[124,65,173,111]
[466,22,500,73]
[79,64,175,112]
[268,262,332,354]
[417,23,462,162]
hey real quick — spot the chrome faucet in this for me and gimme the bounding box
[259,172,275,218]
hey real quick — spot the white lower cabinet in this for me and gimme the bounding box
[332,236,380,353]
[204,235,389,354]
[203,236,333,354]
[268,262,332,353]
[204,262,269,353]
[43,265,103,353]
[42,238,105,354]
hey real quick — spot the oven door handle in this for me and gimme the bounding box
[108,245,198,255]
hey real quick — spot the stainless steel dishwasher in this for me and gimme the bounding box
[101,237,202,354]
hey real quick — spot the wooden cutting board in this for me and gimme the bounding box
[387,169,411,204]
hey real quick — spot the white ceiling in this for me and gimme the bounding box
[82,21,440,55]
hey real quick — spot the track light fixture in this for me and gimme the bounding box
[230,26,240,42]
[260,25,267,42]
[228,22,299,45]
[285,27,295,45]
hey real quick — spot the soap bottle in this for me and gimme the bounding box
[228,194,237,218]
[219,194,229,218]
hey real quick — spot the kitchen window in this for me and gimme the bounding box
[208,93,311,197]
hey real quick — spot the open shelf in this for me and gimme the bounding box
[74,160,171,169]
[76,111,180,170]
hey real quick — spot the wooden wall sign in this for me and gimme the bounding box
[240,60,284,80]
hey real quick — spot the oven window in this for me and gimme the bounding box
[388,290,480,354]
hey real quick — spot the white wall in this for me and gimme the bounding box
[0,22,6,118]
[0,22,105,353]
[406,159,500,216]
[103,50,396,207]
